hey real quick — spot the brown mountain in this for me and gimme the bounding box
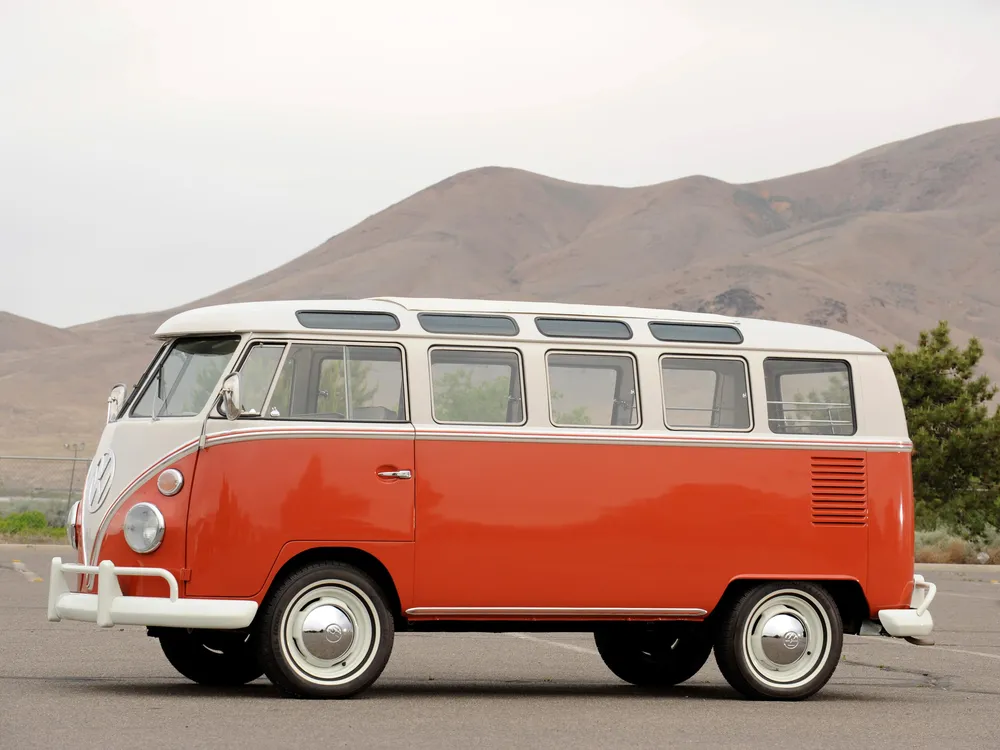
[2,116,999,455]
[0,312,80,352]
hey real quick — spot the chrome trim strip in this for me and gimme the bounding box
[204,423,414,446]
[413,429,912,453]
[404,606,709,618]
[204,423,909,452]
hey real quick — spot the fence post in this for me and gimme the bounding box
[64,443,85,510]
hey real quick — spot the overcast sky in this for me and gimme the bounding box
[2,0,998,328]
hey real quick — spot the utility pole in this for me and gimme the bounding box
[64,442,85,510]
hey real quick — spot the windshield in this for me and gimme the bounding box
[130,336,241,418]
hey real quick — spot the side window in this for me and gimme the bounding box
[764,358,855,435]
[660,356,751,430]
[429,348,524,425]
[236,343,285,416]
[264,343,406,422]
[546,352,639,428]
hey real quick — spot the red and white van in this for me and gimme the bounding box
[48,297,935,700]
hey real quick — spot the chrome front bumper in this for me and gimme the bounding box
[875,573,936,639]
[46,557,258,630]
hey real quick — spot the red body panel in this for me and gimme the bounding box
[184,435,414,598]
[866,451,916,613]
[411,440,869,613]
[85,433,915,622]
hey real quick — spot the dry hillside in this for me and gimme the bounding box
[2,116,1000,455]
[0,312,80,352]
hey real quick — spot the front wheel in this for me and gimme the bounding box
[257,561,395,699]
[713,582,843,700]
[594,622,713,687]
[158,629,264,686]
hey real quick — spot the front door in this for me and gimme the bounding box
[185,339,415,598]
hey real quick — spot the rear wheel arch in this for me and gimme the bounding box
[710,577,869,635]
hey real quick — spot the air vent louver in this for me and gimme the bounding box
[811,455,867,526]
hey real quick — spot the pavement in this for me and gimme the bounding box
[3,545,1000,749]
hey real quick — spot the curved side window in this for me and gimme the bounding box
[763,358,856,436]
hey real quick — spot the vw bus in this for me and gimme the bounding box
[47,297,936,700]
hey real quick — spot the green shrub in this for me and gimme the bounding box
[0,510,49,533]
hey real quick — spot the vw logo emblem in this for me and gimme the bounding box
[85,450,116,512]
[325,623,344,643]
[782,632,800,650]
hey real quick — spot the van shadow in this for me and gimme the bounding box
[76,679,875,703]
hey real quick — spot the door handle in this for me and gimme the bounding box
[377,469,412,480]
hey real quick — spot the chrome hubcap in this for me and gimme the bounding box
[743,590,831,688]
[301,604,355,662]
[760,612,809,665]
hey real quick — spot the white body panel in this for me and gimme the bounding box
[79,416,204,585]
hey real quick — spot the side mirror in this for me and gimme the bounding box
[107,384,127,423]
[219,373,243,421]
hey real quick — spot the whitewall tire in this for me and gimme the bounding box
[257,562,395,699]
[713,582,842,700]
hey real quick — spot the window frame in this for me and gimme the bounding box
[658,353,754,433]
[426,345,528,427]
[762,356,857,436]
[544,349,642,430]
[221,338,411,424]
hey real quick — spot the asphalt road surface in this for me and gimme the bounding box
[3,545,1000,749]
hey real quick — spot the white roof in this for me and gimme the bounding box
[153,296,883,354]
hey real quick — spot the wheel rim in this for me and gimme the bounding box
[742,589,831,689]
[279,579,380,685]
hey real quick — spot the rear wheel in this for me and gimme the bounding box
[158,629,263,686]
[257,561,395,699]
[713,582,842,700]
[594,622,713,687]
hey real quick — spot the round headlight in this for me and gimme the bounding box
[66,500,80,549]
[123,502,165,554]
[156,468,184,496]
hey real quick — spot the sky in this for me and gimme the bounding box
[1,0,998,328]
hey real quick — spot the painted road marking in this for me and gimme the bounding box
[507,633,598,655]
[513,631,1000,666]
[10,560,43,583]
[937,591,1000,602]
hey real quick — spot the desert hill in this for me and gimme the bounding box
[0,312,80,352]
[2,116,1000,455]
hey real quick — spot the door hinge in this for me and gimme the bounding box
[179,568,192,582]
